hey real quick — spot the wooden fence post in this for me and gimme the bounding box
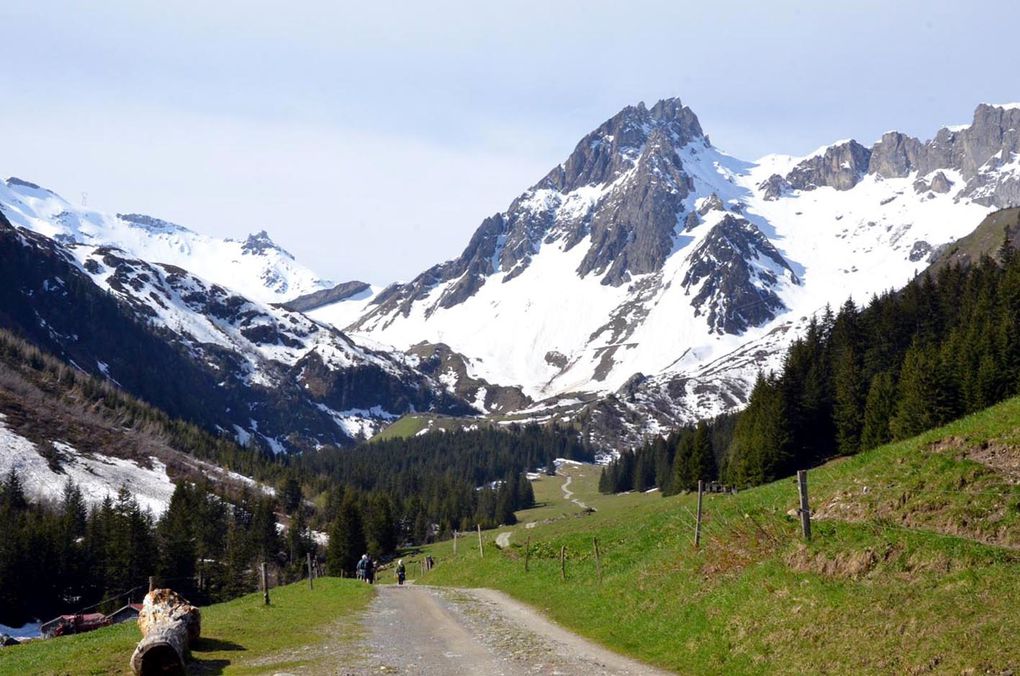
[307,553,314,590]
[695,480,704,549]
[477,524,484,558]
[453,530,458,556]
[593,537,602,583]
[525,535,531,573]
[559,545,566,582]
[148,576,155,593]
[261,562,270,606]
[797,470,812,540]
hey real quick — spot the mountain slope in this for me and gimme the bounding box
[0,327,275,515]
[0,215,471,452]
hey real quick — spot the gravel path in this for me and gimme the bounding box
[559,472,589,510]
[320,585,669,675]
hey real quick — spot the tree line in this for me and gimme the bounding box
[603,237,1020,493]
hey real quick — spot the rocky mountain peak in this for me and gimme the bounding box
[539,97,705,194]
[785,140,872,191]
[242,229,294,259]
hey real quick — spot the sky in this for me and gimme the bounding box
[2,0,1019,286]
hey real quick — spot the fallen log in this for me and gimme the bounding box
[129,588,201,675]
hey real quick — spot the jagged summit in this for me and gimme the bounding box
[539,97,706,194]
[241,229,294,259]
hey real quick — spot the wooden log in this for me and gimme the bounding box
[130,588,201,675]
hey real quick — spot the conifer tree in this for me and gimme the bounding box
[326,494,365,576]
[860,371,897,450]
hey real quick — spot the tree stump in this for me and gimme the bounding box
[129,588,201,675]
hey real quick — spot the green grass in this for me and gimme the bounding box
[0,578,374,675]
[419,397,1020,674]
[371,413,472,441]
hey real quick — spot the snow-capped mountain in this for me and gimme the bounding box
[0,212,471,453]
[324,99,1018,447]
[0,177,329,304]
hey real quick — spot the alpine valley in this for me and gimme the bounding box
[3,98,1020,458]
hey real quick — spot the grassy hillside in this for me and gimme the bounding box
[371,413,474,441]
[0,579,373,675]
[926,206,1020,274]
[419,397,1020,674]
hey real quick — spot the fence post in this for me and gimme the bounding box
[593,537,602,584]
[797,469,812,541]
[477,524,484,558]
[525,535,531,573]
[695,480,704,549]
[261,562,270,606]
[148,576,155,593]
[453,530,458,556]
[307,553,314,590]
[559,545,566,582]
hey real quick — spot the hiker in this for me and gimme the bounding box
[396,559,406,585]
[366,557,376,584]
[356,554,368,581]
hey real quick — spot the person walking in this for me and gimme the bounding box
[396,559,406,585]
[365,556,376,584]
[356,554,368,581]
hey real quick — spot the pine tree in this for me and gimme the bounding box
[689,421,717,485]
[326,494,365,576]
[157,483,196,582]
[832,346,866,455]
[860,371,896,450]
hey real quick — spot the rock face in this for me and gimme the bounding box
[681,215,800,334]
[758,174,790,201]
[785,140,872,191]
[868,104,1020,207]
[280,280,371,313]
[241,229,294,258]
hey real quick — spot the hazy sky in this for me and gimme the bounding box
[3,1,1019,285]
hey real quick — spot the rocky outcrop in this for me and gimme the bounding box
[868,132,927,178]
[758,174,790,201]
[785,140,872,191]
[279,280,371,313]
[697,193,725,215]
[681,215,799,334]
[241,230,294,258]
[869,104,1020,208]
[406,342,532,413]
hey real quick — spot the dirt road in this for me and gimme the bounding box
[324,584,669,675]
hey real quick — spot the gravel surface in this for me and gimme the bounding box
[304,584,669,675]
